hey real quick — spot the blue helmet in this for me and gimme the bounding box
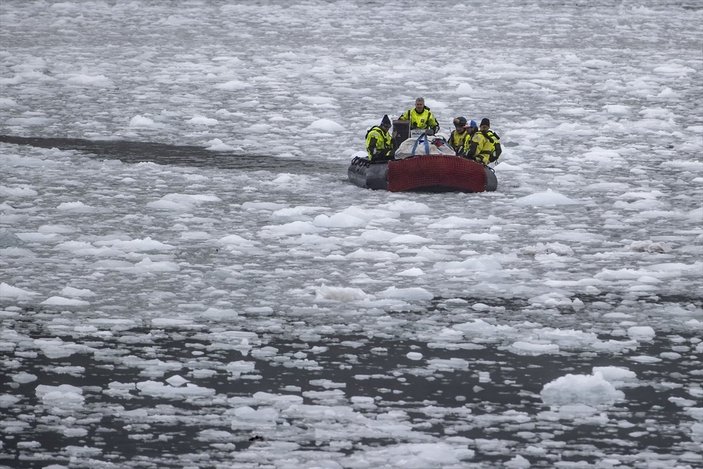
[469,120,478,129]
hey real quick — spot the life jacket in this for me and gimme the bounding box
[449,129,467,153]
[482,130,501,162]
[470,132,494,165]
[365,126,393,160]
[399,107,438,130]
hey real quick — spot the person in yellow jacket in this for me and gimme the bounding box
[398,97,439,135]
[464,118,502,164]
[479,118,502,163]
[448,116,469,155]
[459,119,479,158]
[365,115,394,161]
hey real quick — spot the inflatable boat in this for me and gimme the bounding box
[348,121,497,193]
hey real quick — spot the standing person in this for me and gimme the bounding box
[398,97,440,135]
[449,116,469,155]
[365,115,394,161]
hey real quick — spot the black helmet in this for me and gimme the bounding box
[453,116,467,127]
[380,114,392,129]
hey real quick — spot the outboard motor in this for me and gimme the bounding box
[392,120,410,151]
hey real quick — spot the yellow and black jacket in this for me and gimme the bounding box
[365,126,393,161]
[398,107,439,132]
[464,130,502,164]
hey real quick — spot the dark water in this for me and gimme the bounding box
[0,135,344,174]
[1,294,701,468]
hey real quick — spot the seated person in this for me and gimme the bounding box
[449,116,469,155]
[365,115,394,161]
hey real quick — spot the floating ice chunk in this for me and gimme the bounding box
[539,403,607,422]
[0,229,25,248]
[226,360,256,379]
[299,95,337,106]
[231,406,279,430]
[251,391,303,409]
[59,286,95,298]
[434,255,503,274]
[12,372,38,384]
[397,267,424,277]
[628,240,671,253]
[98,237,175,252]
[390,234,431,244]
[0,282,38,299]
[380,200,431,214]
[129,115,158,128]
[453,319,513,337]
[627,326,655,341]
[234,405,279,422]
[315,285,369,302]
[166,375,189,387]
[197,429,234,442]
[0,97,18,108]
[147,193,221,211]
[41,296,90,306]
[583,58,611,69]
[36,384,84,409]
[362,442,474,467]
[199,307,238,320]
[509,341,560,356]
[515,189,579,206]
[215,79,250,91]
[603,104,630,115]
[306,118,344,132]
[66,73,113,87]
[593,367,638,388]
[351,396,376,410]
[129,257,179,273]
[151,318,197,328]
[0,394,21,408]
[313,212,366,228]
[541,373,624,406]
[528,292,578,309]
[427,357,469,372]
[653,64,695,76]
[406,352,423,360]
[581,148,623,164]
[629,355,662,364]
[505,454,531,469]
[187,115,218,126]
[453,82,474,95]
[309,379,346,389]
[205,138,236,151]
[379,286,433,301]
[360,229,400,242]
[261,220,322,238]
[34,338,82,358]
[428,216,484,229]
[56,201,96,213]
[0,185,38,198]
[136,380,216,399]
[692,422,703,443]
[346,248,399,261]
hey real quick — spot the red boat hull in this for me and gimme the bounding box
[388,155,490,192]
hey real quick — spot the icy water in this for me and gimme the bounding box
[1,1,703,468]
